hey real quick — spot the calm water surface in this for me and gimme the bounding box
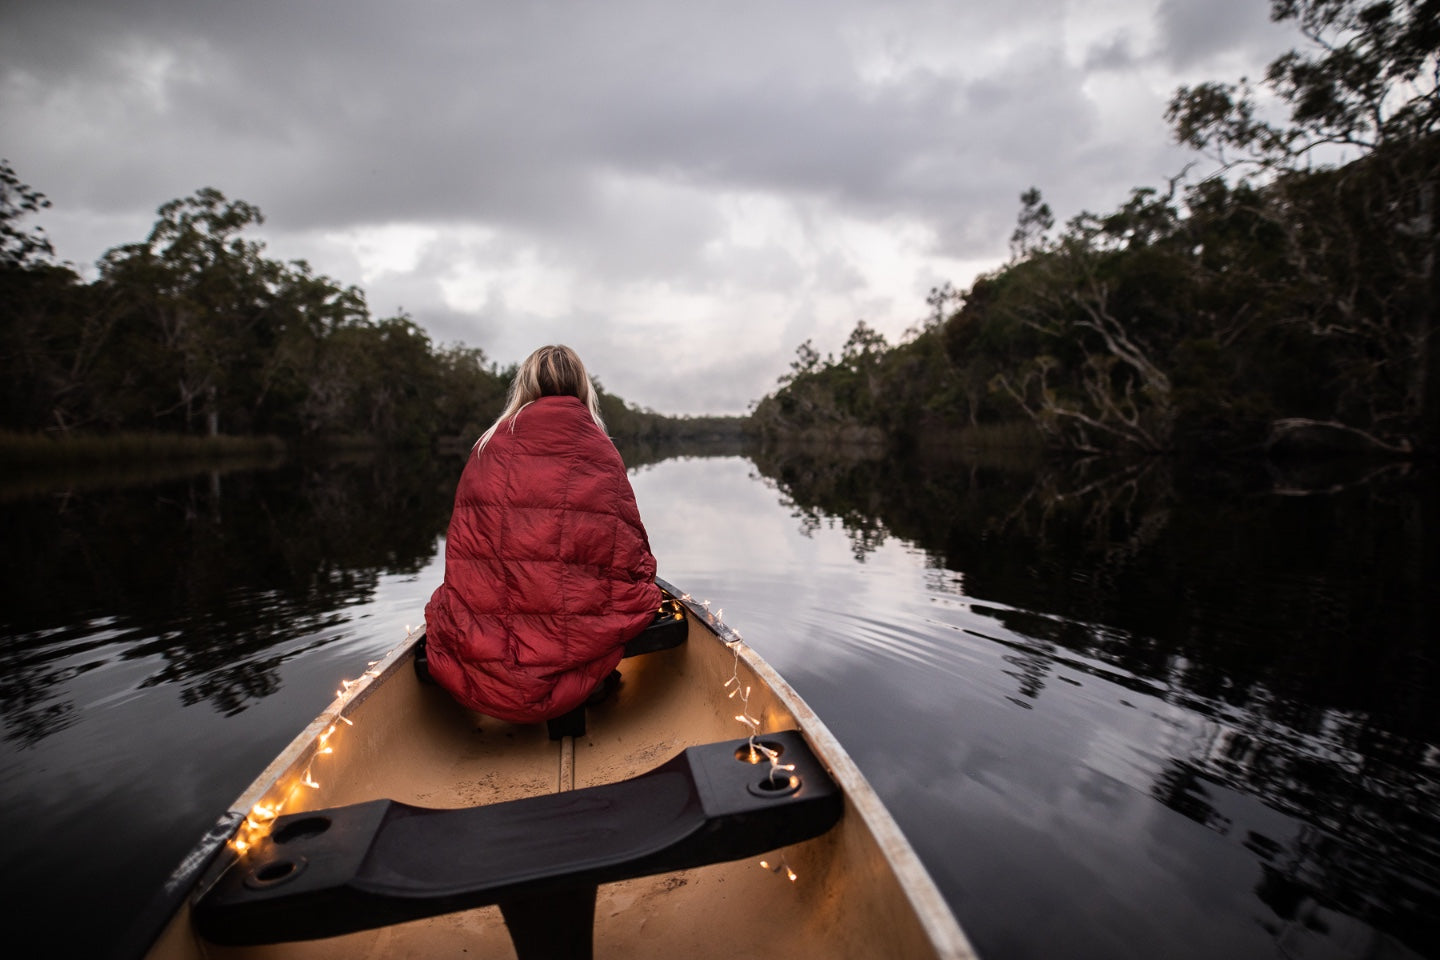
[1,451,1435,958]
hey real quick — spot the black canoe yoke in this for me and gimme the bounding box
[193,729,842,960]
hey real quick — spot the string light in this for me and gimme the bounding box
[226,635,411,856]
[759,859,799,882]
[708,599,799,883]
[227,617,802,885]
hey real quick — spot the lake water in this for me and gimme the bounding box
[1,448,1435,959]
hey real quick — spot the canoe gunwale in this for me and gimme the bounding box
[122,634,421,960]
[215,630,419,833]
[140,584,978,959]
[657,576,977,960]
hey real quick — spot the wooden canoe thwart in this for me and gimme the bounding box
[137,578,978,960]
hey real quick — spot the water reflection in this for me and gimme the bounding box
[0,452,464,960]
[0,439,723,752]
[750,446,1439,958]
[2,446,1435,960]
[0,453,457,745]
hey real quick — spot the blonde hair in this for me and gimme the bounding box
[475,344,607,451]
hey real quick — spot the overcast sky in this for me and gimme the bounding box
[2,0,1295,415]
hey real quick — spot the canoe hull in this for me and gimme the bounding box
[143,580,975,959]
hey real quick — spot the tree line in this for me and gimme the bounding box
[752,0,1440,459]
[0,178,741,449]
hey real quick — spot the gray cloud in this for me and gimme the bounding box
[1155,0,1291,71]
[2,0,1292,414]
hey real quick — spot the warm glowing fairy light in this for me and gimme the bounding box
[225,638,403,855]
[703,597,800,883]
[233,799,284,856]
[758,858,799,881]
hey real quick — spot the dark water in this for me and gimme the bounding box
[1,449,1435,959]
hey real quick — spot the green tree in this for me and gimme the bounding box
[0,177,754,449]
[94,189,387,439]
[779,339,822,385]
[99,189,275,434]
[0,159,54,268]
[986,185,1194,452]
[1169,0,1439,454]
[431,344,507,442]
[1010,187,1054,261]
[0,161,114,433]
[1169,0,1439,165]
[255,259,371,435]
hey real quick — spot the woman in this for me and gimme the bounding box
[424,345,662,724]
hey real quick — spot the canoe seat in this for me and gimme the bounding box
[193,730,840,960]
[545,597,690,740]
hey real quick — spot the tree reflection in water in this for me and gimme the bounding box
[3,444,1434,957]
[0,453,458,744]
[751,445,1438,958]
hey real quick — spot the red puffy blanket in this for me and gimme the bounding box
[424,396,661,722]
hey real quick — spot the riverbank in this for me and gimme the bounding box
[0,433,295,502]
[0,431,289,465]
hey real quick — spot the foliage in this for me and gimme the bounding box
[753,0,1439,458]
[1010,186,1054,260]
[0,181,725,449]
[0,159,54,268]
[1168,0,1439,164]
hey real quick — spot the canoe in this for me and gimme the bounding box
[132,578,978,959]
